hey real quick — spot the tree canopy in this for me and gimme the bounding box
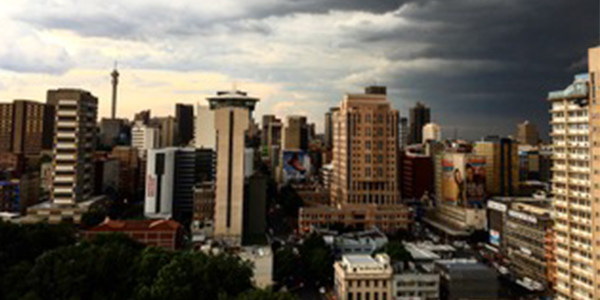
[0,222,294,300]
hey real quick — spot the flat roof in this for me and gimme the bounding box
[344,255,378,265]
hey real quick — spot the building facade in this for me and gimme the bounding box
[408,102,430,145]
[47,89,98,205]
[474,137,519,196]
[549,47,599,300]
[176,103,194,146]
[144,148,196,223]
[331,86,401,207]
[132,120,159,159]
[516,121,540,146]
[194,104,216,149]
[208,90,259,245]
[334,254,393,300]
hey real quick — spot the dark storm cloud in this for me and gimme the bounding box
[346,0,599,139]
[13,0,599,139]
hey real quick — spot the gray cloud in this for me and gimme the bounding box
[10,0,600,139]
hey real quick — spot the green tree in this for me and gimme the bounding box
[377,241,413,263]
[274,246,298,285]
[299,234,333,286]
[136,252,254,300]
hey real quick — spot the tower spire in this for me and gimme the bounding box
[111,61,119,119]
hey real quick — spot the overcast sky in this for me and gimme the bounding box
[0,0,597,139]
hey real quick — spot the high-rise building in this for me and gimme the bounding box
[331,86,401,206]
[399,116,408,149]
[400,148,434,200]
[324,107,339,149]
[144,147,196,222]
[208,90,259,245]
[47,89,98,205]
[549,47,599,300]
[261,115,282,168]
[474,137,519,196]
[176,103,194,146]
[0,100,52,155]
[408,102,431,145]
[194,104,216,149]
[423,123,441,142]
[99,118,125,147]
[134,110,151,125]
[283,115,309,151]
[110,146,141,201]
[153,116,176,148]
[516,121,540,146]
[131,120,159,159]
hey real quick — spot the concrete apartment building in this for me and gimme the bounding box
[47,89,98,205]
[334,254,393,300]
[549,47,599,300]
[131,120,159,159]
[474,137,519,196]
[208,90,259,245]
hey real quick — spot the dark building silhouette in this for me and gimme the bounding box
[408,102,431,145]
[176,104,194,146]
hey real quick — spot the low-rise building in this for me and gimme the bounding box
[393,263,439,300]
[485,195,553,291]
[325,228,389,255]
[83,218,184,250]
[26,195,107,224]
[435,259,498,300]
[334,254,393,300]
[299,204,412,234]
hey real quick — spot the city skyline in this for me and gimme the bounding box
[0,0,597,140]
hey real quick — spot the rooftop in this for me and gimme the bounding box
[87,219,182,232]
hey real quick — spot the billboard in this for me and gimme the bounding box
[283,151,311,183]
[489,229,500,246]
[465,156,486,208]
[441,153,486,207]
[442,157,462,203]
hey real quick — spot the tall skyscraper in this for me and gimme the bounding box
[176,104,194,146]
[208,90,259,245]
[194,104,216,149]
[110,64,119,119]
[0,100,51,155]
[324,108,339,150]
[516,120,540,146]
[144,148,196,222]
[474,137,519,196]
[153,116,176,148]
[261,115,282,167]
[549,47,599,300]
[283,115,309,151]
[331,86,401,206]
[131,120,159,159]
[408,102,431,145]
[47,89,98,205]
